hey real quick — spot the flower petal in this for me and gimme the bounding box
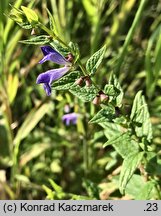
[36,66,70,84]
[39,46,71,65]
[62,113,79,125]
[40,46,55,55]
[36,66,71,96]
[43,83,51,96]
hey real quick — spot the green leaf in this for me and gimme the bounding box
[103,132,139,158]
[145,25,161,97]
[82,0,97,24]
[49,179,63,193]
[82,179,100,199]
[50,40,69,56]
[136,181,155,200]
[8,5,32,29]
[9,7,24,23]
[68,41,80,63]
[14,103,51,144]
[18,22,32,29]
[119,152,144,194]
[130,91,153,142]
[89,105,115,123]
[21,6,38,24]
[70,84,97,102]
[15,174,30,183]
[100,122,122,137]
[19,35,51,45]
[108,72,124,107]
[20,143,51,167]
[42,185,54,200]
[7,74,19,104]
[125,174,146,198]
[46,9,55,32]
[52,71,81,90]
[146,152,161,175]
[86,45,106,76]
[104,84,120,96]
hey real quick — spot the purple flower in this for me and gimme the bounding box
[62,113,79,126]
[36,66,70,96]
[39,46,71,66]
[37,46,72,96]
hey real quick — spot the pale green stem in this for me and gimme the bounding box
[83,137,89,175]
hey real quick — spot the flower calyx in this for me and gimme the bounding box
[66,53,74,63]
[92,91,109,105]
[92,95,101,105]
[75,75,92,87]
[99,90,109,102]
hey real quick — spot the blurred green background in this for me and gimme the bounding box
[0,0,161,199]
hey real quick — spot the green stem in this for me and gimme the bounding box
[40,23,102,94]
[77,59,101,92]
[39,23,68,48]
[83,137,89,175]
[11,140,20,183]
[115,0,148,75]
[77,59,88,76]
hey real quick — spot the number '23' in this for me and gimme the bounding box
[146,203,158,211]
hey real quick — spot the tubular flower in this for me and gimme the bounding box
[37,45,72,96]
[36,66,70,96]
[62,113,79,126]
[39,46,72,66]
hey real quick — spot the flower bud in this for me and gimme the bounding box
[75,77,84,86]
[92,95,100,105]
[100,93,109,102]
[64,104,71,113]
[31,28,36,35]
[66,53,74,63]
[84,76,92,87]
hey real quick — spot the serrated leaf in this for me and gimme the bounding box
[125,174,146,198]
[100,122,122,136]
[86,45,106,76]
[18,22,32,29]
[52,71,82,90]
[70,84,97,102]
[68,42,80,63]
[119,152,144,194]
[104,84,120,96]
[108,73,124,107]
[21,6,38,24]
[103,132,139,158]
[136,181,155,200]
[130,91,153,142]
[50,40,69,56]
[20,35,51,45]
[89,106,115,123]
